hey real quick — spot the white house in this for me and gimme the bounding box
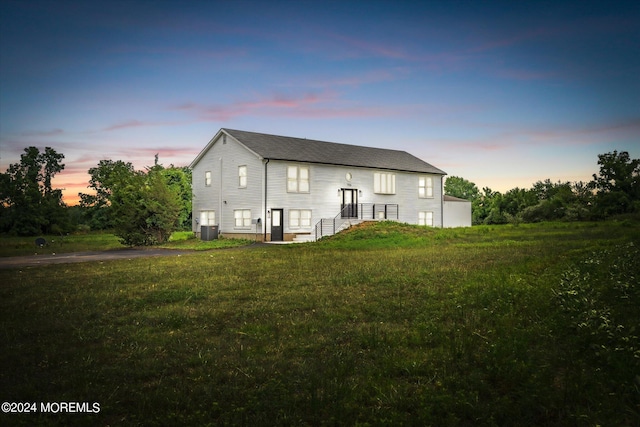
[190,128,467,242]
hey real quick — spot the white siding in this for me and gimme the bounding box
[265,162,444,232]
[192,134,264,235]
[443,199,472,227]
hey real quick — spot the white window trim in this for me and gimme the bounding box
[234,209,252,228]
[289,209,312,229]
[419,176,434,198]
[287,165,310,193]
[374,172,396,194]
[418,211,434,227]
[205,171,212,187]
[238,165,247,188]
[199,210,216,226]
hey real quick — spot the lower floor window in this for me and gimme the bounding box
[418,211,433,227]
[234,209,252,227]
[200,210,215,225]
[289,209,312,228]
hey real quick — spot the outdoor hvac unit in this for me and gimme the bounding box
[201,225,219,241]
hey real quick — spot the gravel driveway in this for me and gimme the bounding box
[0,248,193,269]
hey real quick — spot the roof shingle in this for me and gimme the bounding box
[223,129,446,175]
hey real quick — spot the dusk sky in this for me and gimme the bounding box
[1,0,639,205]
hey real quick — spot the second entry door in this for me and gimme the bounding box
[341,189,358,218]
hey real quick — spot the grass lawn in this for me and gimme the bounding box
[0,230,252,257]
[1,221,638,426]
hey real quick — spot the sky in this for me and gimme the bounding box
[1,0,639,205]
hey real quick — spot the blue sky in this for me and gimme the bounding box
[1,0,638,204]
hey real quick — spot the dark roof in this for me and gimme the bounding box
[220,128,446,175]
[444,195,471,202]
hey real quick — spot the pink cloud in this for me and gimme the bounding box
[441,117,640,153]
[173,89,418,122]
[103,120,147,131]
[329,34,411,60]
[292,68,408,90]
[102,118,185,132]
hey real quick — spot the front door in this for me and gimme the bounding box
[271,209,283,241]
[341,189,358,218]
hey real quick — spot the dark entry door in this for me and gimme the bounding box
[271,209,284,241]
[341,189,358,218]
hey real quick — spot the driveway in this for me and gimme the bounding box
[0,248,193,269]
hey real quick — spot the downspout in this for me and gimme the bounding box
[264,158,269,242]
[219,157,223,229]
[441,175,444,228]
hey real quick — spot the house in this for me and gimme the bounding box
[190,128,466,242]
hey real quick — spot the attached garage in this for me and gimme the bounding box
[443,195,472,227]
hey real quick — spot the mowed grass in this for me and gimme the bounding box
[1,221,638,426]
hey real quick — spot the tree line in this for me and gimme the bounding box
[1,147,191,245]
[445,151,640,225]
[1,147,638,244]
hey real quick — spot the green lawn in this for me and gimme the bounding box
[0,230,252,257]
[1,221,638,426]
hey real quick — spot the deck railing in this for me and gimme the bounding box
[314,203,398,240]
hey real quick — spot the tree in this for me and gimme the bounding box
[0,147,70,235]
[501,187,537,217]
[444,176,480,201]
[111,167,181,246]
[472,187,501,225]
[80,156,185,245]
[146,159,192,230]
[79,159,136,229]
[590,151,640,217]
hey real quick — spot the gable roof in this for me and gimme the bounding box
[192,128,446,175]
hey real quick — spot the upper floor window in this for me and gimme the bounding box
[374,172,395,194]
[205,171,212,187]
[238,165,247,188]
[289,209,312,229]
[418,211,434,226]
[287,165,309,193]
[419,176,433,198]
[234,209,251,228]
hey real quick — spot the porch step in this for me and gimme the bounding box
[337,219,362,233]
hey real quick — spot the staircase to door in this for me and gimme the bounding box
[313,203,399,241]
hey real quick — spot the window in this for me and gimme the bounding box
[374,172,395,194]
[289,209,312,229]
[199,210,215,226]
[238,165,247,188]
[419,176,433,198]
[234,209,252,228]
[205,171,212,187]
[287,165,309,193]
[418,211,434,227]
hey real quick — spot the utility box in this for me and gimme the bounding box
[201,225,219,241]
